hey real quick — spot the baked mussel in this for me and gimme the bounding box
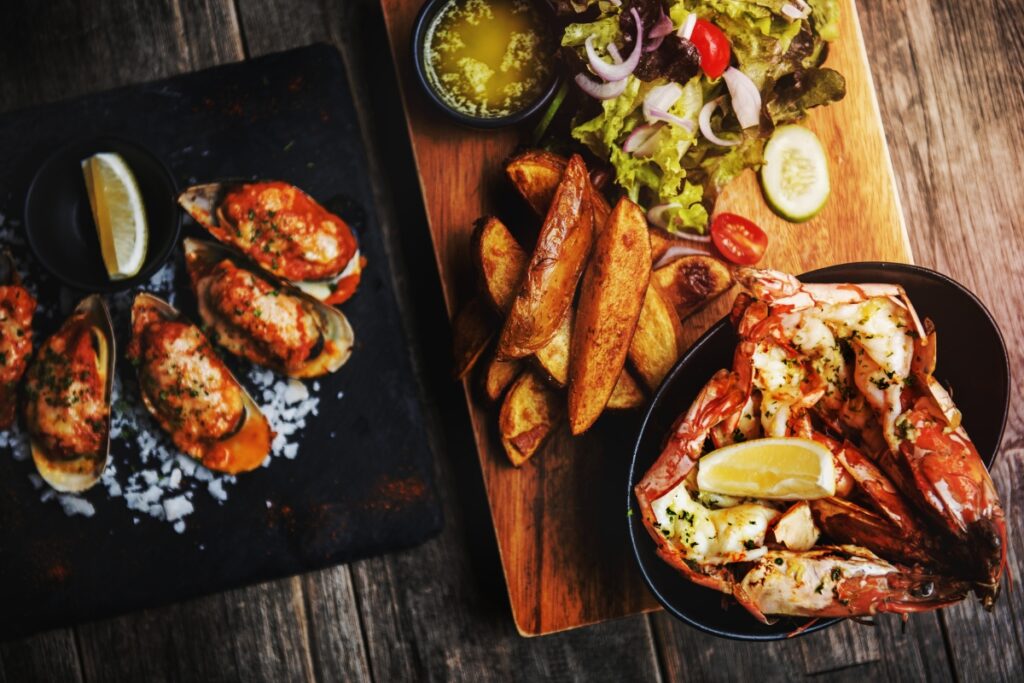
[177,181,364,305]
[183,238,354,378]
[0,250,36,429]
[24,294,112,492]
[128,293,273,475]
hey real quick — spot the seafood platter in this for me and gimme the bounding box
[0,45,440,640]
[387,0,1012,636]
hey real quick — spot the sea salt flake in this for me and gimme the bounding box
[58,495,96,518]
[163,495,194,522]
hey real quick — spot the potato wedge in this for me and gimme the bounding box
[499,370,563,466]
[452,297,495,380]
[628,284,685,391]
[606,370,645,410]
[506,150,567,216]
[534,310,572,386]
[568,198,651,434]
[652,255,733,321]
[499,154,594,357]
[472,216,528,311]
[482,353,523,402]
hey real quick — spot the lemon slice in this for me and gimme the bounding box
[696,437,835,500]
[81,153,148,280]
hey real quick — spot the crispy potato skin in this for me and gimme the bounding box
[506,150,567,216]
[482,353,523,402]
[452,297,495,379]
[473,217,528,311]
[499,370,563,466]
[628,284,685,391]
[651,255,734,321]
[607,370,645,410]
[568,198,651,434]
[534,311,572,386]
[499,155,594,357]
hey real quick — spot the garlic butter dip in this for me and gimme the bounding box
[423,0,554,119]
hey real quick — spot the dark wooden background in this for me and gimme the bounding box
[0,1,1019,680]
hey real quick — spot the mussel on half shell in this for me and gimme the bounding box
[177,180,364,305]
[24,294,113,492]
[0,250,35,429]
[183,238,354,378]
[128,293,273,475]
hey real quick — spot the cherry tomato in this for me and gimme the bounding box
[690,19,731,80]
[711,213,768,265]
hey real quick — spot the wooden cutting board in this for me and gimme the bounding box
[381,0,910,635]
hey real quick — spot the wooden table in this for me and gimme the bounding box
[0,1,1019,680]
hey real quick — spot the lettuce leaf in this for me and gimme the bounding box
[807,0,841,42]
[766,67,847,124]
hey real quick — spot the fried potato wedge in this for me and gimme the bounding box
[472,216,528,311]
[452,297,496,379]
[606,370,646,410]
[499,154,594,357]
[506,150,567,216]
[499,370,563,466]
[651,255,733,321]
[482,353,523,402]
[506,150,611,234]
[568,198,651,434]
[628,284,685,391]
[534,311,572,386]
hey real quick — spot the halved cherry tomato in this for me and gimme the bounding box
[690,19,731,80]
[710,213,768,265]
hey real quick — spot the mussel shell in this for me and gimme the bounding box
[29,294,114,493]
[130,293,273,474]
[0,249,17,286]
[183,238,354,378]
[177,181,362,303]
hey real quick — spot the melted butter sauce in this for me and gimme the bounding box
[424,0,553,118]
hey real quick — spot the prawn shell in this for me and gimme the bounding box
[182,238,353,378]
[130,293,273,474]
[176,181,363,304]
[29,295,114,493]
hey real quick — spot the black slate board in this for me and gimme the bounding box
[0,44,442,640]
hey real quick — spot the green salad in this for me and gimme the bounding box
[560,0,845,234]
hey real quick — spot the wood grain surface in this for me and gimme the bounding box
[0,0,1021,680]
[379,0,912,636]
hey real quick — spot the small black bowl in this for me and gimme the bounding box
[24,137,180,292]
[411,0,562,129]
[627,262,1010,641]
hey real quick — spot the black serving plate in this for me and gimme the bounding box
[24,137,180,291]
[627,262,1010,641]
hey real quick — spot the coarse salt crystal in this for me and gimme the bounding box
[163,495,194,522]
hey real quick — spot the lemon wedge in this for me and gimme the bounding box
[696,437,835,500]
[81,153,148,280]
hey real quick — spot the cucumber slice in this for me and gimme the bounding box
[760,125,830,222]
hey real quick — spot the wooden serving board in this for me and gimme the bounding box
[381,0,910,635]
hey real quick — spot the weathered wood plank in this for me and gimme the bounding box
[0,0,243,113]
[862,0,1024,679]
[301,569,373,683]
[0,631,83,683]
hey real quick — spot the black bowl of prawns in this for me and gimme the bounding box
[627,262,1010,640]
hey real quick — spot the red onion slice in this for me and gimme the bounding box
[647,109,695,133]
[653,242,714,269]
[584,8,643,82]
[645,35,666,53]
[781,3,807,20]
[698,97,740,147]
[643,82,683,122]
[677,13,696,40]
[645,10,674,51]
[623,122,666,157]
[646,203,681,229]
[722,67,761,129]
[575,73,628,100]
[607,43,624,65]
